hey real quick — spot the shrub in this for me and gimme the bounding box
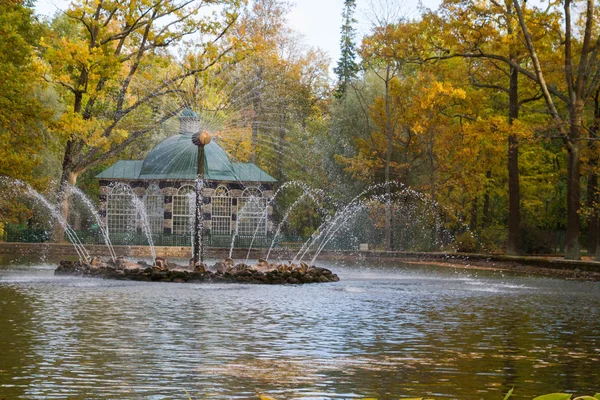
[454,231,479,253]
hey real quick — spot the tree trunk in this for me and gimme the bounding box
[251,67,262,164]
[52,167,78,242]
[53,87,85,241]
[470,197,478,231]
[277,113,285,182]
[507,64,521,255]
[588,171,598,256]
[384,64,393,251]
[482,169,492,228]
[428,125,439,250]
[565,103,583,259]
[587,92,599,256]
[595,222,600,261]
[565,143,582,259]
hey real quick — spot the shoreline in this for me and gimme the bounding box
[399,259,600,281]
[1,242,600,281]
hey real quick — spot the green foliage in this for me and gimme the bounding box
[479,225,508,253]
[0,0,53,225]
[533,395,574,400]
[503,388,514,400]
[454,231,479,253]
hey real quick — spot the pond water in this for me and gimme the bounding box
[0,255,599,399]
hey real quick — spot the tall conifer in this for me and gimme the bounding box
[334,0,358,96]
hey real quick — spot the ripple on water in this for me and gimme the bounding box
[0,259,599,399]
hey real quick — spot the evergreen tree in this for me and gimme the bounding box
[334,0,358,96]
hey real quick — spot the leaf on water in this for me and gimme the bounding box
[256,392,277,400]
[533,394,572,400]
[503,387,514,400]
[573,397,599,400]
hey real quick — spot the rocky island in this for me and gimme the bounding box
[55,257,340,285]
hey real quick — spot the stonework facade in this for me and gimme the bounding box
[98,179,275,236]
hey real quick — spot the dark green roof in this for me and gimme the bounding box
[96,160,143,180]
[179,107,199,119]
[96,134,276,183]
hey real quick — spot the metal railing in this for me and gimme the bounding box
[1,225,358,251]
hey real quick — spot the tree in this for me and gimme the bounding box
[510,0,600,259]
[0,0,51,230]
[42,0,243,239]
[358,21,428,250]
[418,0,554,254]
[334,0,358,96]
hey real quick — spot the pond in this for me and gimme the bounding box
[0,255,599,399]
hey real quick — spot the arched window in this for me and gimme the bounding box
[238,187,267,236]
[107,184,136,233]
[211,185,232,235]
[172,185,194,235]
[144,184,164,233]
[242,187,262,198]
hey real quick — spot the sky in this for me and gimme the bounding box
[34,0,443,72]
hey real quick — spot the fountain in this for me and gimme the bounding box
[0,110,471,286]
[1,167,469,286]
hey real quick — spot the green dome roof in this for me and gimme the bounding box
[129,134,276,182]
[179,107,199,119]
[140,135,232,180]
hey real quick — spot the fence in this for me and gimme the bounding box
[1,225,358,251]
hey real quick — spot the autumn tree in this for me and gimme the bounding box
[0,0,46,182]
[43,0,243,239]
[229,0,291,163]
[413,0,556,255]
[0,0,51,233]
[506,0,600,259]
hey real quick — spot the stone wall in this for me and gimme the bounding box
[0,242,298,260]
[99,179,275,235]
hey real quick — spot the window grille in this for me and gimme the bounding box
[144,184,164,233]
[107,184,136,233]
[211,185,232,235]
[238,187,267,236]
[172,185,195,235]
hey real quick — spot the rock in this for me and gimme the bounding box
[55,257,339,285]
[115,256,126,268]
[277,264,292,273]
[123,261,141,271]
[235,269,251,278]
[233,263,251,273]
[214,261,228,273]
[90,257,104,268]
[194,263,206,273]
[299,262,310,273]
[224,258,235,267]
[154,257,169,271]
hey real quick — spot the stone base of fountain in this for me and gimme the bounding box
[54,257,340,284]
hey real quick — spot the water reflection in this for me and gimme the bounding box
[0,257,599,399]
